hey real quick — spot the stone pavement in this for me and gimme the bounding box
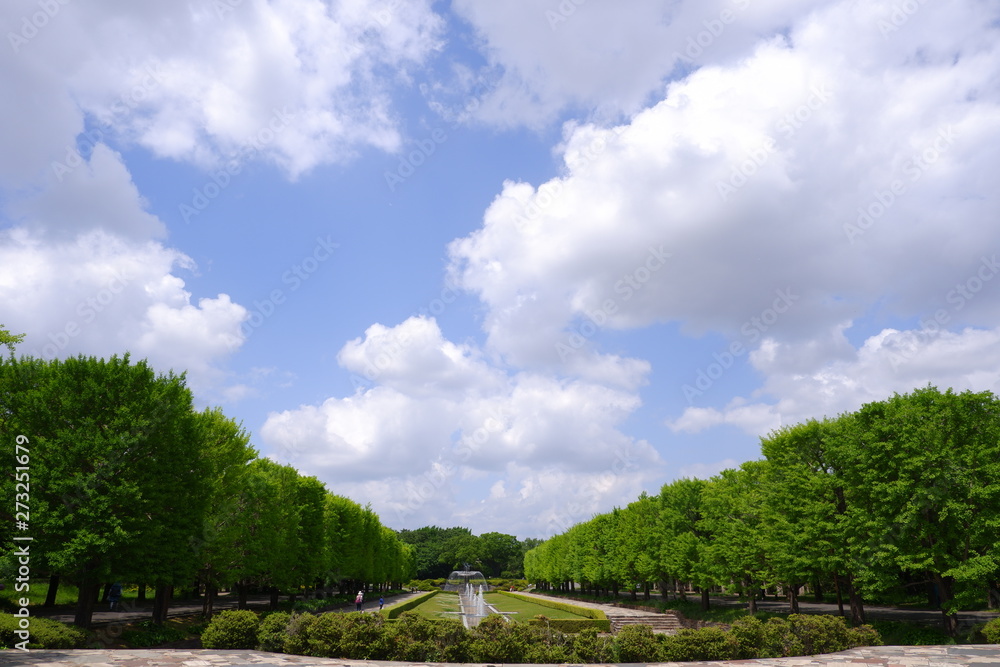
[3,645,1000,666]
[4,592,1000,666]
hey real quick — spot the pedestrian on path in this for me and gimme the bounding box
[379,595,384,611]
[109,582,123,612]
[355,591,364,612]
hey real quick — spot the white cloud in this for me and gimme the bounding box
[1,0,445,181]
[447,0,831,129]
[447,0,1000,381]
[261,317,663,534]
[0,227,247,395]
[669,323,1000,438]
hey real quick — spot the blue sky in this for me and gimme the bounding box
[3,0,999,539]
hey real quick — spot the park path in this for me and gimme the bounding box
[28,589,427,629]
[5,644,1000,666]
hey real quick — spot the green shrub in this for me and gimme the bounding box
[731,615,882,659]
[0,613,87,649]
[983,618,1000,644]
[339,612,391,659]
[788,613,856,655]
[283,613,317,655]
[662,626,738,662]
[613,624,664,662]
[467,614,531,663]
[849,623,883,648]
[871,620,948,646]
[388,612,469,662]
[119,619,187,648]
[201,609,261,649]
[257,612,291,653]
[571,626,614,663]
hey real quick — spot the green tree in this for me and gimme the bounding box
[189,408,257,616]
[0,325,24,356]
[0,354,211,627]
[842,387,1000,634]
[701,462,772,613]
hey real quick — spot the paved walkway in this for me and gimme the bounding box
[29,591,426,630]
[5,591,1000,666]
[4,645,1000,666]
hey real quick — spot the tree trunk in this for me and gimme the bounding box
[73,578,101,628]
[935,574,958,636]
[845,573,866,625]
[813,578,823,603]
[152,585,166,624]
[747,590,757,614]
[137,583,147,602]
[643,582,650,601]
[701,587,710,611]
[100,582,112,604]
[987,580,1000,609]
[270,586,280,609]
[833,572,845,617]
[237,582,248,610]
[43,574,60,607]
[788,583,800,613]
[202,582,216,618]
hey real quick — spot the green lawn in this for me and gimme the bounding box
[404,591,464,621]
[483,593,591,622]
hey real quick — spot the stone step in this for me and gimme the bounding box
[606,613,683,634]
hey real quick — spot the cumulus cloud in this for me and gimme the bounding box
[261,317,663,531]
[447,0,1000,386]
[669,323,1000,437]
[0,226,246,395]
[446,0,830,128]
[1,0,444,181]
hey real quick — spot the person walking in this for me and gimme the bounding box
[109,582,123,612]
[378,595,384,611]
[355,591,364,612]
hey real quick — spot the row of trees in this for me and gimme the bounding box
[397,526,541,579]
[524,386,1000,635]
[0,353,414,627]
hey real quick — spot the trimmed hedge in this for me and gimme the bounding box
[201,609,260,649]
[385,590,439,619]
[983,617,1000,643]
[496,591,611,631]
[0,613,87,649]
[257,611,291,652]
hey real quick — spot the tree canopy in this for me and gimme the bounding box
[524,386,1000,634]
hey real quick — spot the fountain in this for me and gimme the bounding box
[443,567,494,627]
